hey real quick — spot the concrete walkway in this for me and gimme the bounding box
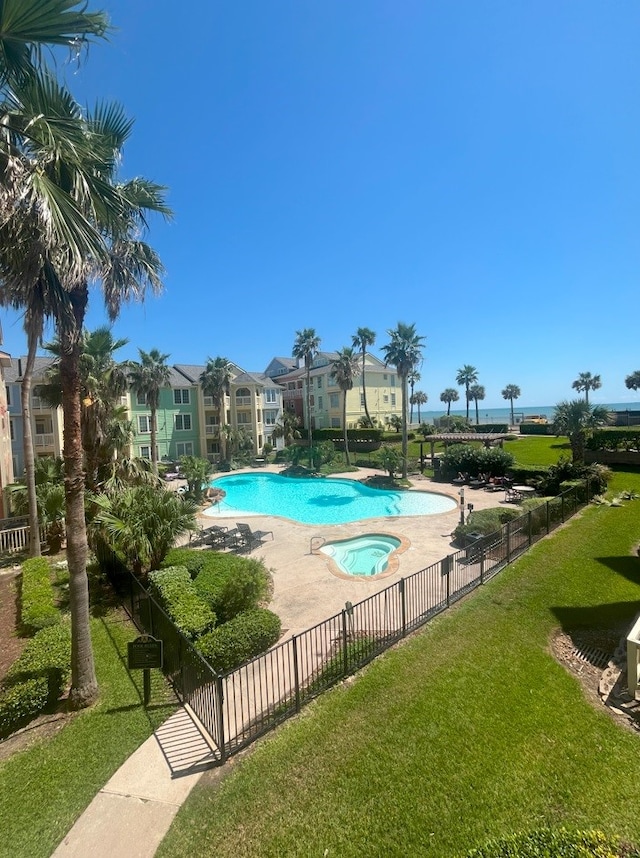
[52,708,216,858]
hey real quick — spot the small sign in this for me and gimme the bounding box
[128,634,163,670]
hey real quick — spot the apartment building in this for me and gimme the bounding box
[0,346,14,517]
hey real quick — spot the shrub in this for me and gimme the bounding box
[197,608,282,673]
[440,445,514,480]
[194,554,270,623]
[465,827,635,857]
[474,424,509,434]
[519,423,553,435]
[161,547,210,580]
[587,427,640,451]
[434,415,472,432]
[0,623,71,737]
[20,557,59,633]
[148,566,216,641]
[453,507,521,543]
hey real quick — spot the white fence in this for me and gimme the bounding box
[0,519,52,555]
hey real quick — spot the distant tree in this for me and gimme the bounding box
[552,399,610,463]
[407,368,421,424]
[352,327,375,425]
[625,371,640,392]
[411,390,428,424]
[379,446,403,480]
[440,388,459,416]
[292,328,321,469]
[178,456,211,503]
[331,347,361,466]
[272,409,301,447]
[381,322,425,479]
[200,356,232,462]
[571,372,602,406]
[501,384,521,426]
[129,349,171,475]
[456,365,478,422]
[389,414,402,433]
[468,383,485,425]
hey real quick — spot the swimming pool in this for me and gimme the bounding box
[205,473,456,525]
[319,534,403,578]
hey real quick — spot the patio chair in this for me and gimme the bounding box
[235,522,274,550]
[189,524,226,547]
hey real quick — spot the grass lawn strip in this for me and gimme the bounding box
[0,608,175,858]
[157,469,640,858]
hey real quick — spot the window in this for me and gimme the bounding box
[360,393,365,407]
[237,412,251,425]
[174,389,190,405]
[176,441,194,457]
[391,393,396,407]
[383,394,389,404]
[9,418,14,440]
[383,373,388,381]
[138,415,151,433]
[318,396,323,410]
[203,395,214,407]
[174,414,192,431]
[265,388,278,403]
[390,375,396,387]
[330,393,339,409]
[140,445,151,459]
[264,410,278,425]
[5,385,10,406]
[317,376,323,389]
[136,391,147,406]
[331,417,340,428]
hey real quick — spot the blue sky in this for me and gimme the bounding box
[2,1,640,409]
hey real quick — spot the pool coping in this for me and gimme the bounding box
[312,530,411,582]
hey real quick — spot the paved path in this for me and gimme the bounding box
[52,708,215,858]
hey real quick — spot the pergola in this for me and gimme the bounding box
[419,433,512,470]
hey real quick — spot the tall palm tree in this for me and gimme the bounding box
[129,348,171,475]
[351,327,375,425]
[411,390,428,424]
[440,388,459,416]
[552,400,610,463]
[331,347,361,466]
[407,368,421,425]
[626,371,640,392]
[468,383,485,425]
[571,372,602,406]
[272,409,301,447]
[501,384,521,427]
[292,328,321,469]
[200,356,233,463]
[381,322,425,479]
[456,365,478,422]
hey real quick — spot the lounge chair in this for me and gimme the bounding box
[235,522,274,551]
[189,524,227,547]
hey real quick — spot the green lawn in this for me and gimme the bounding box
[157,469,640,858]
[505,435,571,467]
[0,606,176,858]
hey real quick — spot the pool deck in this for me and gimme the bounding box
[194,466,518,637]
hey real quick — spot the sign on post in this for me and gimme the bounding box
[127,634,163,706]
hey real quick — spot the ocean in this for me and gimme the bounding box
[414,402,640,426]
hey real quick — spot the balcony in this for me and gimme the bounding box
[205,425,220,436]
[235,396,251,407]
[34,433,54,448]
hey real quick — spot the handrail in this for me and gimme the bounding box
[310,536,325,554]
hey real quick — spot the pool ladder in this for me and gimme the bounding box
[310,536,325,555]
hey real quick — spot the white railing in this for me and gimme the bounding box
[34,434,54,448]
[205,425,219,435]
[0,521,53,555]
[235,396,251,406]
[627,614,640,698]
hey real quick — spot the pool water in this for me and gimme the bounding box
[320,535,401,577]
[206,473,455,525]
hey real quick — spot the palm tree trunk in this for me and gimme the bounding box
[417,401,421,423]
[447,401,451,416]
[362,349,371,424]
[401,373,408,479]
[150,403,158,475]
[22,330,41,557]
[465,386,470,421]
[343,391,350,466]
[570,431,585,463]
[475,399,480,425]
[585,389,589,406]
[60,285,98,709]
[510,398,514,425]
[306,366,313,469]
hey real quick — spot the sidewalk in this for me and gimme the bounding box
[52,707,217,858]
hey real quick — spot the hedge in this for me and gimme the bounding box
[197,608,282,674]
[439,445,514,480]
[298,428,383,444]
[465,827,635,857]
[148,566,216,641]
[587,427,640,451]
[519,423,554,435]
[193,554,270,624]
[0,623,71,737]
[161,547,211,580]
[474,424,509,434]
[453,507,522,543]
[20,557,59,634]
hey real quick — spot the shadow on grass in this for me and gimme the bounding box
[594,555,640,586]
[551,601,640,632]
[550,442,571,450]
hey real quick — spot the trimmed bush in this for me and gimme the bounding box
[474,424,509,434]
[587,427,640,451]
[20,557,59,633]
[520,423,553,435]
[0,623,71,737]
[148,566,216,641]
[440,445,514,480]
[454,507,521,543]
[465,827,634,857]
[161,548,211,580]
[197,608,282,674]
[193,554,270,623]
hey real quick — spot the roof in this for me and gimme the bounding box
[4,356,57,383]
[423,433,512,443]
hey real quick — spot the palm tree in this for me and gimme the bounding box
[407,368,421,425]
[552,400,610,463]
[331,347,361,466]
[200,356,232,463]
[625,371,640,392]
[456,365,478,422]
[272,409,301,447]
[411,390,428,423]
[501,384,521,426]
[440,388,459,416]
[129,349,171,475]
[292,328,321,469]
[381,322,425,479]
[468,383,485,425]
[352,327,375,425]
[571,372,602,406]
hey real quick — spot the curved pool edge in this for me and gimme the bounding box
[313,530,410,582]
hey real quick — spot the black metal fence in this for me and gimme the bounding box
[114,482,592,764]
